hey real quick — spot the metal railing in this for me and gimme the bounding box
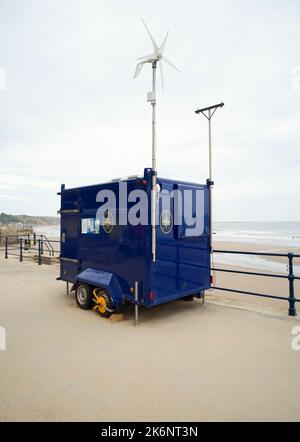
[2,234,60,265]
[1,235,299,317]
[212,249,300,317]
[40,234,55,256]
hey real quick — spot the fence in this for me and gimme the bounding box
[1,235,299,317]
[2,234,60,265]
[212,249,299,317]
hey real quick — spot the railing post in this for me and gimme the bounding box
[288,253,297,317]
[41,239,44,255]
[5,237,8,259]
[38,239,42,265]
[134,281,139,326]
[20,238,23,262]
[33,232,36,246]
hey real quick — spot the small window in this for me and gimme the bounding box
[81,218,100,235]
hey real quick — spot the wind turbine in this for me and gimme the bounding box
[134,18,179,263]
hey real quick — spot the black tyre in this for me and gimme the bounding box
[93,289,114,318]
[182,295,194,302]
[75,283,94,310]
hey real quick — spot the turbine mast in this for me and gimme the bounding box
[133,18,179,263]
[151,61,157,262]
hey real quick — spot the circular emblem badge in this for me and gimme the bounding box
[103,210,114,234]
[160,210,173,234]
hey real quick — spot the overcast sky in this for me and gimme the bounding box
[0,0,299,221]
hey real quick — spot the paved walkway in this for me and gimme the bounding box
[0,257,299,421]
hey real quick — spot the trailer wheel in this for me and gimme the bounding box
[75,283,93,310]
[93,289,114,318]
[182,295,194,302]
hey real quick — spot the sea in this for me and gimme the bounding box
[35,221,300,275]
[214,221,300,276]
[214,221,300,247]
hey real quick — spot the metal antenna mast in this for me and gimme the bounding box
[195,102,224,255]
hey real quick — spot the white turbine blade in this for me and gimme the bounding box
[159,59,164,91]
[162,56,180,72]
[141,17,159,52]
[133,62,145,79]
[159,31,169,55]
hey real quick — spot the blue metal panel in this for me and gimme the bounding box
[60,171,151,303]
[147,178,210,307]
[59,168,211,309]
[60,214,79,260]
[61,260,78,282]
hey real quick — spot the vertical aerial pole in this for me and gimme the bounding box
[151,61,157,262]
[195,103,224,259]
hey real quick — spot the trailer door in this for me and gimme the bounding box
[60,188,80,282]
[151,182,210,305]
[60,212,80,282]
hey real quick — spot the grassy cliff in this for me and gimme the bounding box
[0,213,59,226]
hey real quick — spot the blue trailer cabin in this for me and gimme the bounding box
[59,168,211,317]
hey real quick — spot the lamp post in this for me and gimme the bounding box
[195,102,224,256]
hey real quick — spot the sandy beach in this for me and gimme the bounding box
[0,238,299,422]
